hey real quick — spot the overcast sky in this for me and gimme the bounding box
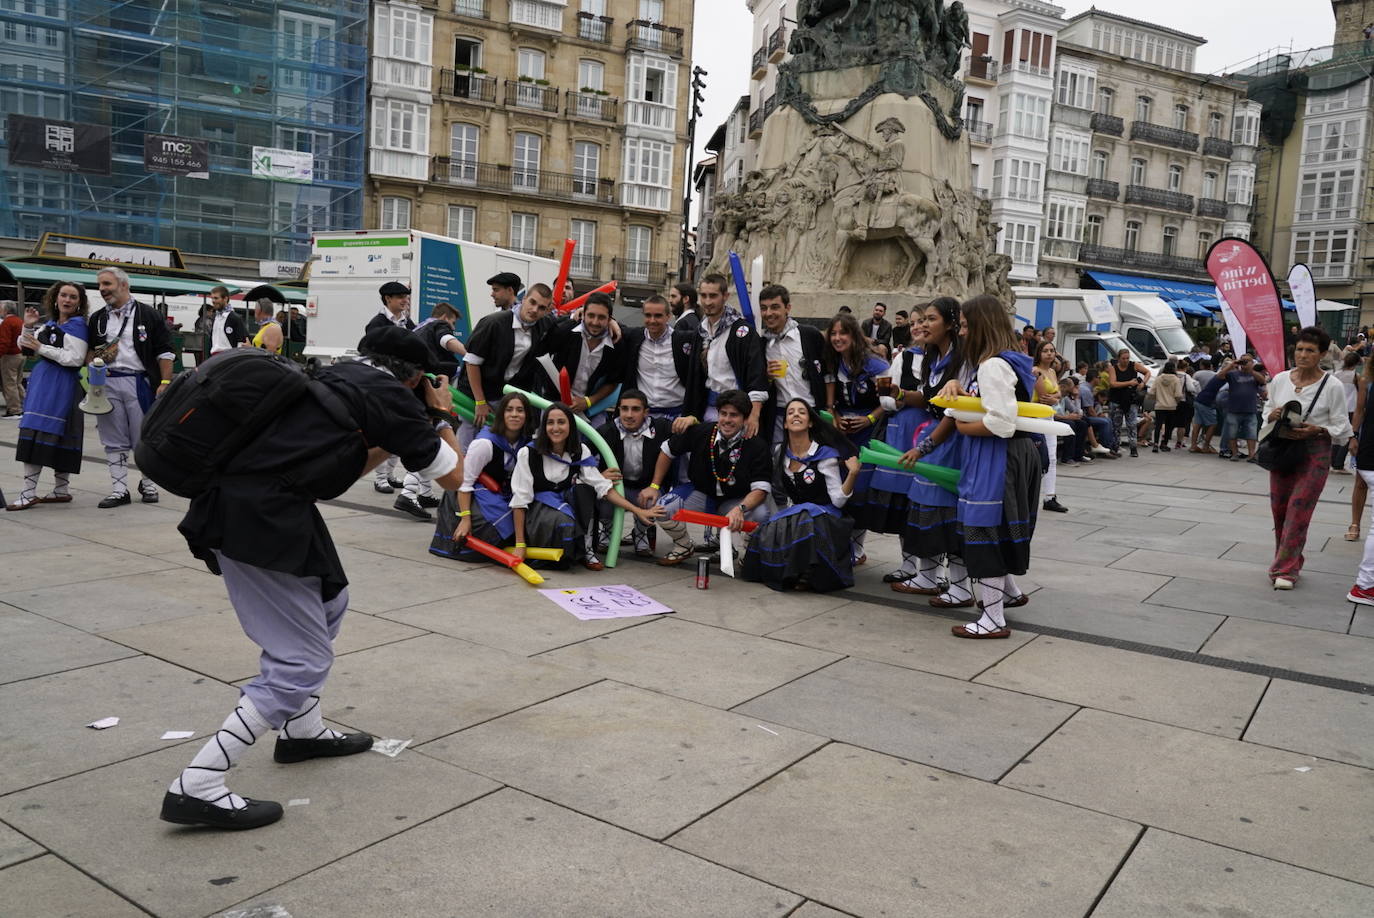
[687,0,1340,165]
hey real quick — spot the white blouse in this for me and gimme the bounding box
[1259,370,1352,444]
[786,440,850,508]
[37,330,88,368]
[968,357,1018,439]
[509,443,614,509]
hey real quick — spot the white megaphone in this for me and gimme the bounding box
[79,358,114,415]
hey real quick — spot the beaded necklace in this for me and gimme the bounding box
[708,423,742,485]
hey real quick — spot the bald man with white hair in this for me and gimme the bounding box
[87,267,174,508]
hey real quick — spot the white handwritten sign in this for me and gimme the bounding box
[539,585,674,620]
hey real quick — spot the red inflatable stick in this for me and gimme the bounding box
[552,238,575,309]
[461,535,543,584]
[559,367,572,406]
[477,472,502,494]
[672,508,759,533]
[556,280,618,314]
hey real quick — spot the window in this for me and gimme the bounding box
[1091,150,1109,180]
[639,0,664,22]
[1005,92,1048,139]
[1232,106,1261,146]
[455,37,481,69]
[1096,86,1114,115]
[1130,157,1146,185]
[992,158,1042,201]
[1162,225,1178,256]
[449,123,478,184]
[374,5,431,63]
[1083,214,1103,246]
[1293,229,1355,280]
[1135,95,1151,123]
[1051,130,1089,174]
[510,212,539,254]
[1197,231,1212,260]
[517,47,545,79]
[569,219,597,276]
[622,137,673,209]
[1226,167,1254,205]
[1124,220,1140,251]
[1202,171,1217,199]
[999,221,1038,266]
[578,59,604,92]
[1302,118,1363,165]
[513,132,541,190]
[1173,104,1188,130]
[1056,66,1096,109]
[510,0,563,31]
[1307,82,1369,115]
[1045,197,1084,240]
[380,196,411,230]
[371,99,430,153]
[625,224,652,279]
[1208,112,1224,139]
[280,11,334,64]
[573,141,600,197]
[1297,166,1359,221]
[447,205,476,242]
[1167,163,1183,192]
[626,53,677,129]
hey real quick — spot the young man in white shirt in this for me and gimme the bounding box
[757,284,827,444]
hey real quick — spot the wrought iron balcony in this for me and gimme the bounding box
[966,57,999,81]
[967,120,992,144]
[763,94,777,119]
[453,0,489,18]
[748,109,762,137]
[999,60,1051,80]
[439,69,497,103]
[1041,239,1081,260]
[565,92,617,123]
[1202,136,1234,158]
[627,20,683,56]
[576,11,612,43]
[612,257,669,287]
[1124,184,1194,213]
[768,26,786,61]
[504,80,559,113]
[1130,121,1200,152]
[569,253,601,279]
[1197,198,1228,218]
[431,157,616,205]
[1079,244,1207,277]
[752,47,766,78]
[1086,178,1119,200]
[1090,112,1123,136]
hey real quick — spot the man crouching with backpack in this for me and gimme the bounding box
[161,326,464,830]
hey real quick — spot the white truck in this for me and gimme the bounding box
[1013,287,1195,370]
[304,229,560,360]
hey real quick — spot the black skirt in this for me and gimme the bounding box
[901,503,960,560]
[742,505,854,592]
[958,436,1040,580]
[430,492,507,564]
[15,391,84,474]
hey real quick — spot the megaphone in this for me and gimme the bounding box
[79,358,114,415]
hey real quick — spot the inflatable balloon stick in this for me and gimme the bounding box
[552,238,575,308]
[856,446,961,495]
[557,281,618,314]
[930,394,1054,419]
[505,546,564,562]
[462,535,545,585]
[672,508,759,533]
[728,251,754,326]
[477,472,502,494]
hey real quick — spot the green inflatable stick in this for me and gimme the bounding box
[504,385,626,568]
[856,446,960,495]
[864,438,903,457]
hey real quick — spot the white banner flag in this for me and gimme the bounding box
[1216,285,1246,358]
[1286,263,1317,330]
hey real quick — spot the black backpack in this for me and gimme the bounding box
[136,349,356,498]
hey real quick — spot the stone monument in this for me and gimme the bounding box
[707,0,1011,315]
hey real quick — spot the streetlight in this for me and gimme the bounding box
[681,65,707,282]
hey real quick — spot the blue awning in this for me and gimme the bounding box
[1170,298,1215,319]
[1083,270,1296,312]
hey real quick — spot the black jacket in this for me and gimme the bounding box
[88,301,174,389]
[204,308,250,354]
[703,315,768,401]
[365,311,416,333]
[456,310,557,402]
[761,323,829,434]
[861,316,892,348]
[596,417,671,490]
[533,319,625,402]
[415,319,460,378]
[620,326,705,417]
[665,421,772,500]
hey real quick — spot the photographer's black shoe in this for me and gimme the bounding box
[97,492,131,509]
[417,494,442,509]
[274,732,374,764]
[159,792,283,830]
[394,494,432,520]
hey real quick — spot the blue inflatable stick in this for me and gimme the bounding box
[728,251,754,326]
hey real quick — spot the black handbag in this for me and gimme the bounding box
[1255,373,1329,473]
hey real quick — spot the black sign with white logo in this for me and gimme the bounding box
[6,114,111,175]
[143,133,209,178]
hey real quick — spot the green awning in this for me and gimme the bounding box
[0,261,233,297]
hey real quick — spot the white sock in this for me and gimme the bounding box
[903,556,941,589]
[944,557,972,602]
[138,477,158,497]
[281,694,344,742]
[52,471,70,496]
[890,552,918,578]
[20,463,39,501]
[169,696,273,809]
[974,578,1008,630]
[107,451,128,496]
[1004,574,1023,600]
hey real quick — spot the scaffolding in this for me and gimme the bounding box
[0,0,368,261]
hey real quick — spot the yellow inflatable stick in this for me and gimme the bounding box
[930,395,1053,419]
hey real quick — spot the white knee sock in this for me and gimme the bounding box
[943,557,972,601]
[20,463,39,501]
[169,696,273,809]
[902,556,941,589]
[973,577,1009,631]
[1004,574,1023,600]
[107,451,128,496]
[891,551,918,579]
[281,694,344,742]
[52,471,70,496]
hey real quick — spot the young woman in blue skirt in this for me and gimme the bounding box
[824,311,890,565]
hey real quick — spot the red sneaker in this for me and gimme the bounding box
[1347,585,1374,606]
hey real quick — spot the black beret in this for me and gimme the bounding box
[357,325,435,372]
[378,281,411,298]
[486,271,521,290]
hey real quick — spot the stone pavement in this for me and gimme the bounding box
[2,430,1374,918]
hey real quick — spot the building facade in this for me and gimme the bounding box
[1037,9,1255,288]
[0,0,367,262]
[364,0,694,299]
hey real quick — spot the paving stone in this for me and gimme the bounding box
[317,633,599,743]
[1201,617,1374,684]
[1220,540,1355,576]
[422,681,825,838]
[1243,678,1374,768]
[1110,548,1277,588]
[226,789,799,918]
[100,609,428,682]
[1002,708,1374,885]
[0,855,146,918]
[766,601,1033,678]
[1052,507,1193,534]
[736,656,1074,780]
[1351,608,1374,637]
[0,744,497,918]
[1146,577,1352,632]
[1092,828,1374,918]
[990,588,1223,651]
[790,904,854,918]
[0,519,85,554]
[77,520,199,557]
[0,541,177,591]
[670,743,1139,918]
[1186,518,1348,548]
[975,636,1265,738]
[1017,558,1170,601]
[0,655,237,795]
[0,501,187,538]
[1029,536,1137,566]
[0,821,42,869]
[0,567,235,633]
[537,618,842,708]
[1150,504,1243,524]
[652,573,853,635]
[0,603,138,685]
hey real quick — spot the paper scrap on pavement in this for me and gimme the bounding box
[1294,766,1312,773]
[371,738,411,758]
[87,717,119,730]
[223,906,293,918]
[287,798,310,807]
[720,527,735,578]
[755,724,779,736]
[538,585,674,620]
[161,730,195,740]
